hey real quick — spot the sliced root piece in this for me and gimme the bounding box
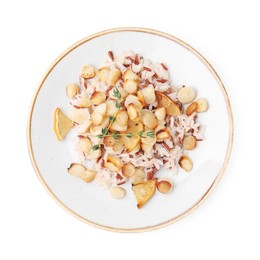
[177,86,196,104]
[122,163,136,178]
[129,168,145,184]
[81,65,96,79]
[156,91,182,116]
[80,170,97,183]
[186,102,198,116]
[110,187,126,199]
[91,91,106,105]
[183,135,197,150]
[156,179,173,194]
[66,83,80,98]
[196,98,208,112]
[67,163,86,177]
[179,155,193,172]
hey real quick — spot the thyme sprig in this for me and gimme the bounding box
[95,128,155,140]
[92,88,121,150]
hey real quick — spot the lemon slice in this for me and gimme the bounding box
[132,179,157,208]
[53,107,74,141]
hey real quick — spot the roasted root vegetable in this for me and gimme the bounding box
[123,69,140,82]
[104,155,122,172]
[177,86,196,104]
[80,170,97,183]
[122,163,136,178]
[129,168,145,184]
[186,102,198,116]
[183,136,197,150]
[196,98,208,112]
[179,155,193,172]
[91,91,106,105]
[156,91,182,116]
[110,187,126,199]
[81,65,96,79]
[156,179,173,194]
[67,163,86,177]
[66,83,80,98]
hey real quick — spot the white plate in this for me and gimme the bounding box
[27,28,233,232]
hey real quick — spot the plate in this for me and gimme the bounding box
[27,28,233,232]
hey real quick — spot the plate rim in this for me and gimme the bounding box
[27,27,234,232]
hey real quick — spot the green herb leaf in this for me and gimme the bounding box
[97,134,104,139]
[115,100,120,109]
[109,115,116,123]
[92,144,100,151]
[102,128,108,135]
[138,131,145,138]
[146,131,155,138]
[112,132,120,139]
[113,88,121,99]
[126,133,133,138]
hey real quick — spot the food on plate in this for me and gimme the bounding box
[177,86,196,104]
[54,51,208,208]
[196,98,209,112]
[156,179,174,194]
[80,65,96,79]
[156,91,182,116]
[178,155,193,172]
[80,169,97,183]
[53,107,74,141]
[110,186,126,199]
[132,180,157,208]
[186,102,198,116]
[67,163,86,177]
[182,135,197,150]
[66,83,80,98]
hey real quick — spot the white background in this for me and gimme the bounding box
[0,0,259,259]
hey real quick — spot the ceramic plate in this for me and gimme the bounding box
[27,28,233,232]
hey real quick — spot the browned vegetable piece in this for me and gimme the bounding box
[156,91,182,116]
[122,163,136,178]
[186,102,198,116]
[196,98,208,112]
[177,86,196,104]
[183,135,197,150]
[156,179,173,194]
[179,155,193,172]
[67,163,86,177]
[156,128,170,141]
[91,91,106,105]
[80,170,97,183]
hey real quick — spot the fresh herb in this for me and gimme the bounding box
[92,130,155,140]
[102,128,108,135]
[109,115,116,123]
[115,100,120,109]
[96,128,109,139]
[146,131,155,138]
[113,88,121,99]
[138,131,145,138]
[112,132,120,139]
[92,144,100,151]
